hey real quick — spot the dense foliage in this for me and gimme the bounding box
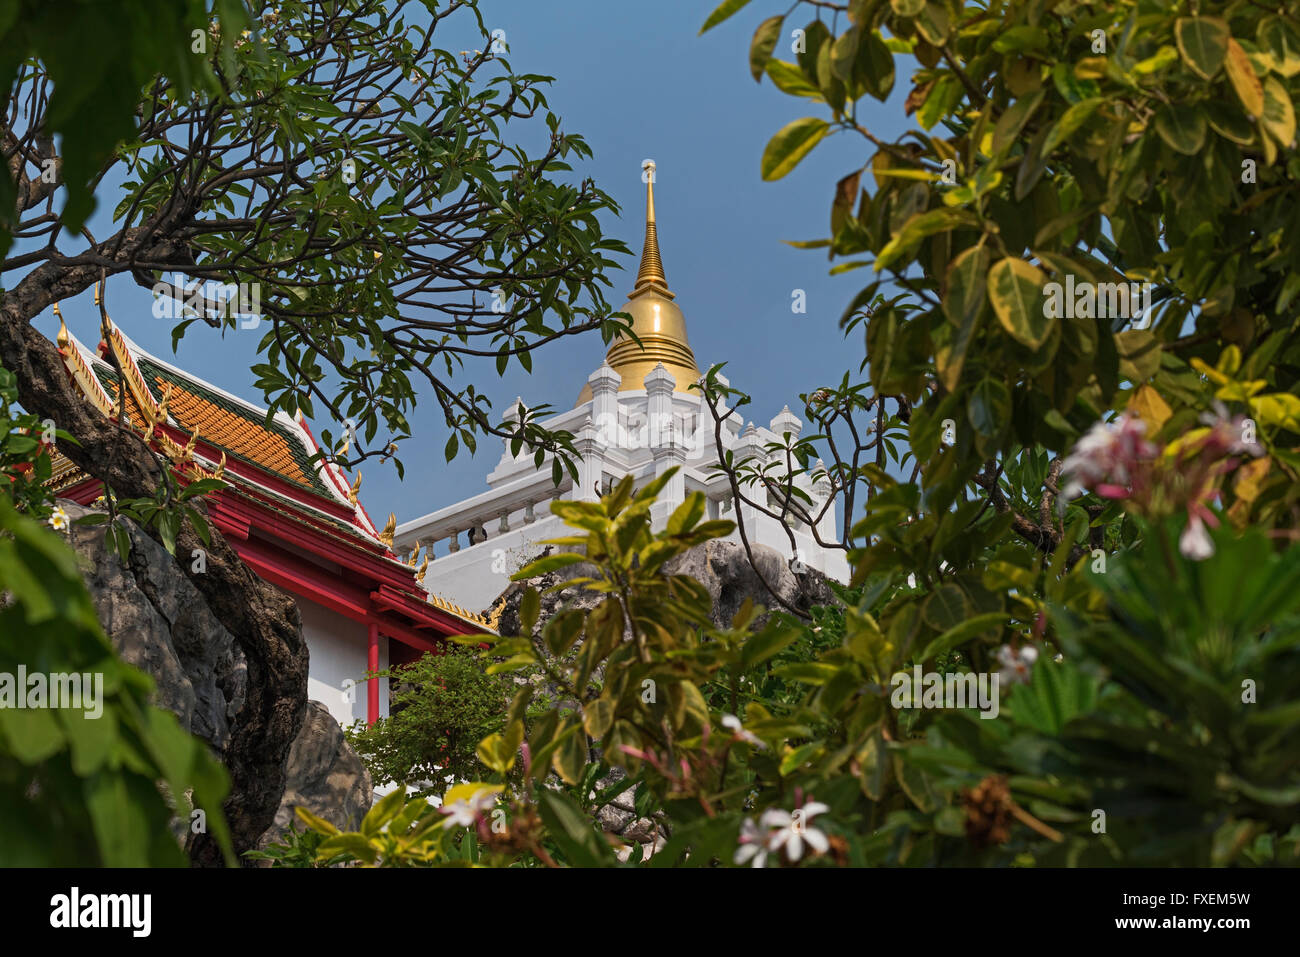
[285,476,1298,866]
[281,0,1300,867]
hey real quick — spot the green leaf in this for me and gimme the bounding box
[921,583,969,632]
[1261,76,1296,146]
[537,790,613,867]
[700,0,753,34]
[1155,104,1207,155]
[916,612,1009,662]
[513,552,587,579]
[912,3,950,46]
[937,245,990,391]
[750,15,784,81]
[876,208,973,272]
[852,28,895,101]
[741,622,800,669]
[667,492,706,535]
[967,377,1010,437]
[1042,97,1103,156]
[766,60,823,99]
[987,258,1049,349]
[317,833,379,865]
[551,721,587,785]
[761,117,830,181]
[1175,17,1229,79]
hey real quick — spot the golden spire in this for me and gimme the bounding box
[576,159,700,405]
[631,160,671,299]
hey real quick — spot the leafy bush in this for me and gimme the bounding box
[346,645,512,793]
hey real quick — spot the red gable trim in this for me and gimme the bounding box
[56,476,479,650]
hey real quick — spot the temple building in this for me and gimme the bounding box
[396,162,850,613]
[48,314,488,730]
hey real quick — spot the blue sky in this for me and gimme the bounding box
[33,0,908,524]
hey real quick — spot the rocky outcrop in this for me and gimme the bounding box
[64,500,247,753]
[256,700,372,847]
[63,501,370,857]
[487,538,838,638]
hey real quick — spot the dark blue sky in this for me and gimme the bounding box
[34,0,907,523]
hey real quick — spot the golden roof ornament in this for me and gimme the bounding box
[349,471,362,506]
[415,554,429,584]
[379,512,396,547]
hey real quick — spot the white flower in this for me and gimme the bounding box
[996,644,1039,687]
[438,788,496,828]
[733,817,768,868]
[48,506,69,532]
[721,714,765,748]
[1179,514,1215,560]
[760,802,830,863]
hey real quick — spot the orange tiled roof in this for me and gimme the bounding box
[154,374,311,487]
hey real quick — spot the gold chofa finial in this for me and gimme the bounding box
[633,160,670,297]
[349,471,362,506]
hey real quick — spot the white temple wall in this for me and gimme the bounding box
[298,599,389,729]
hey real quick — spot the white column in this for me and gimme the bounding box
[572,416,603,502]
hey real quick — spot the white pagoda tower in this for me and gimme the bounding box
[395,162,849,613]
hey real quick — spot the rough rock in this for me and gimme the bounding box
[63,500,371,852]
[255,700,372,848]
[64,500,247,752]
[487,538,837,638]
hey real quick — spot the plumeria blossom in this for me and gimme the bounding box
[996,644,1038,687]
[733,817,768,868]
[735,801,832,867]
[762,802,830,863]
[1060,414,1159,506]
[1179,505,1219,561]
[438,789,496,828]
[720,714,766,749]
[1199,401,1264,458]
[48,506,69,532]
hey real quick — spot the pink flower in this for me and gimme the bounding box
[1199,401,1263,458]
[1060,415,1158,504]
